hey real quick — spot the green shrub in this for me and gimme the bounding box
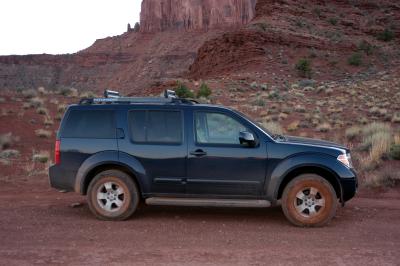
[377,28,395,42]
[328,17,338,26]
[389,144,400,160]
[252,22,269,32]
[175,82,195,98]
[295,58,312,78]
[348,52,362,66]
[358,40,374,55]
[254,98,265,107]
[197,83,212,98]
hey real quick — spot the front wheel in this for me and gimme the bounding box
[87,170,139,221]
[281,174,338,227]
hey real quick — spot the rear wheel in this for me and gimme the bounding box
[281,174,338,227]
[87,170,139,221]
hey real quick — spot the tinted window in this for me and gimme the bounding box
[129,110,182,144]
[195,112,248,145]
[62,110,115,138]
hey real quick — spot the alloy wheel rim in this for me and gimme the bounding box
[294,186,325,218]
[97,181,125,212]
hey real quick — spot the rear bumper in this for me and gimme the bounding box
[48,165,76,192]
[340,170,358,202]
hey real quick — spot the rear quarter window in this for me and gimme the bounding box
[61,110,116,138]
[128,110,182,144]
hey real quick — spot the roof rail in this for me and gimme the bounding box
[79,89,198,105]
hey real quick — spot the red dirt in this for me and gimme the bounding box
[0,179,399,265]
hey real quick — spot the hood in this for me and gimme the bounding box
[283,136,348,152]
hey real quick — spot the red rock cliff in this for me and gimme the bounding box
[140,0,257,32]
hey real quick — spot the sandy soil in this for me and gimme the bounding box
[0,179,399,266]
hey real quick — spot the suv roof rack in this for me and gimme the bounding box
[79,89,198,105]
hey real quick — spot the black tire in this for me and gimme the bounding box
[87,170,139,221]
[281,174,338,227]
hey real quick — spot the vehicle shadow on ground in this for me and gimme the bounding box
[65,201,290,225]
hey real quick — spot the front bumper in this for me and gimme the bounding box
[340,170,358,202]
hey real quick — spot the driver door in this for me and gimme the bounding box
[186,110,267,197]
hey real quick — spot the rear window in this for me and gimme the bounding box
[129,110,182,144]
[62,110,116,138]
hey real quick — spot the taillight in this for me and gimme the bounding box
[55,140,61,165]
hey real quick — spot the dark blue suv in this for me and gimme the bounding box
[49,90,357,227]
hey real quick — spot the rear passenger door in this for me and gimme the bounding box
[118,108,187,195]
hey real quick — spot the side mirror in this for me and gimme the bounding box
[239,131,257,147]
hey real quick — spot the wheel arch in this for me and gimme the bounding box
[81,163,142,197]
[276,165,342,200]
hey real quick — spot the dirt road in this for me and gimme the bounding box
[0,180,399,266]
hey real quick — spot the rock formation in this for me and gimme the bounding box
[140,0,257,32]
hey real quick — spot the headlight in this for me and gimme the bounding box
[337,153,352,168]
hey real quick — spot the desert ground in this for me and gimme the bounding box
[0,180,399,266]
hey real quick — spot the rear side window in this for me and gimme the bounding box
[129,110,182,144]
[62,110,116,138]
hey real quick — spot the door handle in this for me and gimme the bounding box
[190,149,207,157]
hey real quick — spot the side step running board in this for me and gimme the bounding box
[145,197,271,208]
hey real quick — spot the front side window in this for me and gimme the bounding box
[129,110,182,144]
[195,112,248,145]
[62,110,115,138]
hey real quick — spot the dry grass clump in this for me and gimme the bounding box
[79,91,96,98]
[59,87,78,97]
[287,121,300,132]
[389,134,400,160]
[0,149,20,159]
[35,129,52,138]
[37,87,47,95]
[57,104,67,114]
[36,107,49,115]
[345,126,362,140]
[316,123,331,132]
[32,151,50,163]
[262,121,284,135]
[361,123,391,149]
[44,117,54,126]
[359,123,393,168]
[22,89,38,99]
[29,97,44,108]
[392,113,400,123]
[0,133,13,150]
[364,166,400,188]
[369,134,392,163]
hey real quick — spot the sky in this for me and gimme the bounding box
[0,0,142,55]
